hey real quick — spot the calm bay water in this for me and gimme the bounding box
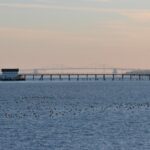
[0,81,150,150]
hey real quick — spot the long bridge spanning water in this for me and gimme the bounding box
[1,67,150,81]
[19,67,150,81]
[20,73,150,81]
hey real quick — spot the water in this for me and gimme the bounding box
[0,81,150,150]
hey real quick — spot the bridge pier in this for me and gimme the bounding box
[50,75,52,80]
[139,75,141,80]
[103,74,105,80]
[40,75,43,80]
[68,74,71,81]
[95,74,97,80]
[130,75,132,80]
[122,74,124,80]
[77,74,79,81]
[112,74,115,80]
[86,74,88,80]
[33,75,35,80]
[59,74,62,80]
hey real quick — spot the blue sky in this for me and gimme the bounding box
[0,0,150,69]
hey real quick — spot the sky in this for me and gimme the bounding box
[0,0,150,69]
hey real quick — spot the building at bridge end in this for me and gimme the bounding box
[0,68,25,81]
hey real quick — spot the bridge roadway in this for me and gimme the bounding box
[20,73,150,81]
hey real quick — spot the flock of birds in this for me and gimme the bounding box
[1,96,150,120]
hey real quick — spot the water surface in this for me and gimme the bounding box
[0,81,150,150]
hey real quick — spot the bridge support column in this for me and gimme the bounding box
[86,74,88,80]
[122,74,124,80]
[33,75,35,80]
[68,75,70,81]
[77,74,79,81]
[112,74,115,80]
[59,75,62,80]
[130,75,132,80]
[39,75,43,80]
[103,74,105,80]
[139,75,141,80]
[95,75,97,80]
[50,75,52,80]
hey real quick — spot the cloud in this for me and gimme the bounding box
[0,3,121,13]
[122,11,150,22]
[1,3,150,23]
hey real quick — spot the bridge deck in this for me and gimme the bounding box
[20,73,150,81]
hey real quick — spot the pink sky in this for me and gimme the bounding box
[0,1,150,69]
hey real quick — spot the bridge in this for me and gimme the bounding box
[18,67,150,81]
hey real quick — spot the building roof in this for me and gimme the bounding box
[1,69,19,72]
